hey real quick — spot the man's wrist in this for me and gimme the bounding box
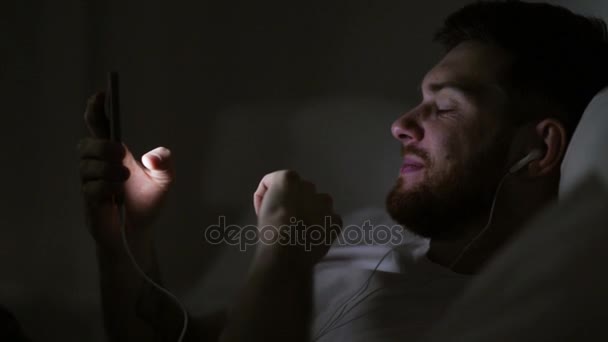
[96,233,156,269]
[253,243,317,271]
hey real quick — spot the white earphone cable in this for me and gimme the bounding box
[313,246,397,341]
[449,171,510,269]
[117,202,189,342]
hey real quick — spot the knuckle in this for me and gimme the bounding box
[78,140,94,157]
[81,140,99,156]
[79,159,87,172]
[82,181,114,203]
[80,160,123,181]
[283,169,299,178]
[99,163,112,178]
[90,180,104,192]
[84,140,123,161]
[81,181,98,196]
[281,169,300,183]
[80,159,99,175]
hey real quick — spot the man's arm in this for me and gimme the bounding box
[219,170,340,342]
[79,92,224,341]
[96,242,225,341]
[219,247,314,342]
[96,241,164,340]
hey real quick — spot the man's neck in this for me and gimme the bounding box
[424,172,560,274]
[426,192,547,274]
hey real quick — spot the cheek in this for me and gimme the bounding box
[429,131,465,175]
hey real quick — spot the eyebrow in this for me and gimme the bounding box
[421,81,479,98]
[423,79,510,104]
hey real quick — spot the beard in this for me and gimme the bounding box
[386,140,509,241]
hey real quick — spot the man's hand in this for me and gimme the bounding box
[78,92,175,254]
[220,170,338,342]
[253,170,341,265]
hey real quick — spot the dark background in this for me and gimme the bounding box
[1,0,598,340]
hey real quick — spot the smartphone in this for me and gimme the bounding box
[105,72,122,143]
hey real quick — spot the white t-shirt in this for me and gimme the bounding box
[311,208,470,342]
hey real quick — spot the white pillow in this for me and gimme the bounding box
[421,177,608,342]
[559,87,608,198]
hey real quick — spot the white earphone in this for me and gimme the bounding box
[509,148,543,174]
[449,148,545,269]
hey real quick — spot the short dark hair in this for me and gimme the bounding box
[435,0,608,138]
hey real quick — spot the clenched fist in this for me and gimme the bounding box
[253,170,342,265]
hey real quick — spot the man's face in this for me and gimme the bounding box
[386,41,515,240]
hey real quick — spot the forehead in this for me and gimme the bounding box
[422,41,511,98]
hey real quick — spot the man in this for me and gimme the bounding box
[78,1,608,341]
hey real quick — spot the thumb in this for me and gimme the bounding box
[141,147,175,185]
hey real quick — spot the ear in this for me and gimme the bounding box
[529,119,567,177]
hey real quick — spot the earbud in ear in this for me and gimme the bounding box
[509,149,543,174]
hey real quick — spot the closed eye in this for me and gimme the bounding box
[435,108,454,115]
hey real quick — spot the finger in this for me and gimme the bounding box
[253,170,300,215]
[253,183,267,217]
[84,92,110,138]
[298,180,317,195]
[254,174,273,216]
[141,147,175,185]
[79,159,130,182]
[77,138,126,161]
[81,179,124,203]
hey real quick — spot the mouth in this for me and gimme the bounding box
[400,157,425,174]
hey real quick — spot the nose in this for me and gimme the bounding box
[391,107,424,144]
